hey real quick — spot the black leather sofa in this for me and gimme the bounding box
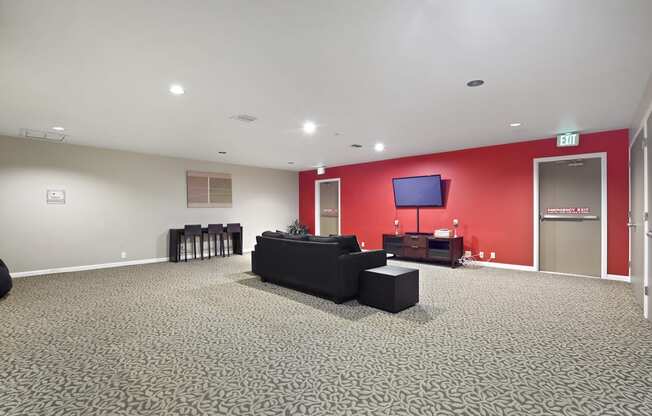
[0,259,12,298]
[252,232,386,303]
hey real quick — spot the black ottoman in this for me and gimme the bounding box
[359,265,419,313]
[0,258,12,298]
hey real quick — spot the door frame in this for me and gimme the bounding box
[646,117,650,320]
[631,119,649,319]
[314,178,341,236]
[532,152,608,279]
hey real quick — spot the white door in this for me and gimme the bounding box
[539,158,602,277]
[646,114,651,320]
[315,179,340,236]
[630,132,645,313]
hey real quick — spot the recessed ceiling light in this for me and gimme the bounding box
[169,84,185,95]
[302,121,317,135]
[350,144,363,148]
[51,126,65,131]
[509,122,522,127]
[374,142,385,152]
[466,79,484,87]
[218,151,227,155]
[287,161,295,165]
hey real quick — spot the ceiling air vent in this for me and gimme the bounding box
[229,114,257,123]
[21,128,66,143]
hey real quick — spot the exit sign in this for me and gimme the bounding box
[557,132,580,147]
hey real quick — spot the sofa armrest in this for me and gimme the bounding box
[251,248,257,275]
[337,250,387,299]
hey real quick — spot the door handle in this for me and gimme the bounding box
[647,231,652,238]
[542,215,599,220]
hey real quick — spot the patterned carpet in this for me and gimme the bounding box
[1,255,651,416]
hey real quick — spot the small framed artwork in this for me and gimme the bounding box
[46,189,66,204]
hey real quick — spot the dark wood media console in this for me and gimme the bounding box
[382,233,463,268]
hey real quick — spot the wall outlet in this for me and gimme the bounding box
[464,250,472,257]
[121,252,127,259]
[490,252,496,259]
[479,251,484,259]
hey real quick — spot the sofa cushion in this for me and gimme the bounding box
[330,235,362,253]
[262,231,285,239]
[276,231,308,241]
[307,235,349,255]
[307,236,338,244]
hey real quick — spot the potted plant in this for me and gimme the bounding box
[287,219,309,236]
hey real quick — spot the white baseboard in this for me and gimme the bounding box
[604,274,631,283]
[539,270,631,282]
[11,251,626,284]
[476,262,630,282]
[539,270,601,279]
[473,261,537,272]
[12,257,169,278]
[12,249,253,278]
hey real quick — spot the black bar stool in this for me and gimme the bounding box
[206,224,226,258]
[225,223,241,256]
[183,224,203,261]
[177,229,185,262]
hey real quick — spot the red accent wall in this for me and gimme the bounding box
[299,129,630,275]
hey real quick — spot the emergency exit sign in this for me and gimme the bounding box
[557,132,580,147]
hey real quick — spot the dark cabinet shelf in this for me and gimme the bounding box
[428,249,451,259]
[382,233,463,268]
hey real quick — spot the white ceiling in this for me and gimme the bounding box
[1,0,652,171]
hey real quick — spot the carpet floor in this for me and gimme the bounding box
[1,255,651,416]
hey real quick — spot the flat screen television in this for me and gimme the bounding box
[392,175,443,207]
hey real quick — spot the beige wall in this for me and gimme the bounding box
[0,136,298,274]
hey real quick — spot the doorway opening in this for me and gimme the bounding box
[533,153,607,278]
[315,178,341,236]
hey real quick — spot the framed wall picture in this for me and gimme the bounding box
[186,171,232,208]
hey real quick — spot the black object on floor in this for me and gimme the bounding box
[251,232,387,303]
[225,223,242,257]
[359,265,419,313]
[0,258,12,298]
[183,224,204,261]
[206,224,227,258]
[169,225,244,262]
